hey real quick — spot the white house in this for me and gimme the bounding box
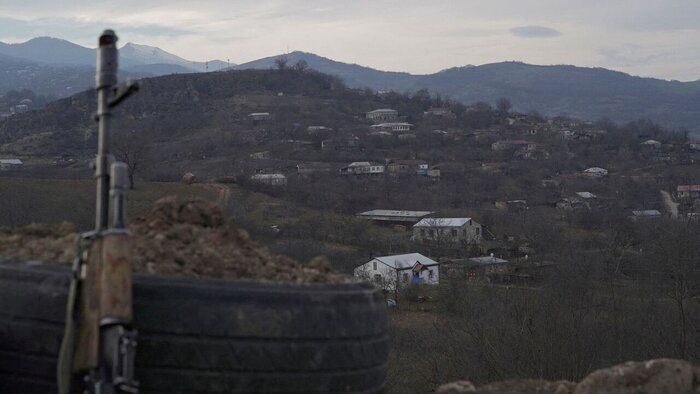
[575,192,597,199]
[366,108,398,122]
[583,167,608,178]
[248,112,270,121]
[370,122,413,133]
[354,253,439,290]
[339,161,385,176]
[412,218,482,245]
[641,139,662,148]
[0,159,23,171]
[630,210,662,221]
[250,173,287,186]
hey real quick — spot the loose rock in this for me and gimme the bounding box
[574,358,695,394]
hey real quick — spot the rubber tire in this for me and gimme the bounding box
[0,260,389,393]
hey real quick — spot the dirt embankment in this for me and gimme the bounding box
[0,196,346,283]
[436,358,700,394]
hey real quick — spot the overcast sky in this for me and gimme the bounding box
[1,0,699,81]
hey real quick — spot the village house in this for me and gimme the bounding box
[677,185,700,199]
[297,162,332,176]
[556,197,590,211]
[321,137,359,151]
[630,210,662,221]
[440,255,509,282]
[576,192,597,199]
[491,140,537,151]
[386,159,429,175]
[506,113,532,125]
[369,130,393,138]
[583,167,609,178]
[559,129,576,139]
[581,129,607,139]
[354,253,439,291]
[687,141,700,151]
[366,108,398,123]
[412,217,482,245]
[370,122,413,133]
[520,128,539,136]
[424,107,454,117]
[11,104,29,114]
[249,151,270,159]
[427,166,441,180]
[356,210,434,225]
[248,112,270,121]
[0,159,23,171]
[339,161,385,176]
[307,125,333,133]
[641,139,662,148]
[250,173,287,186]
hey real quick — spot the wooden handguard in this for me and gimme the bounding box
[72,239,103,372]
[100,232,133,322]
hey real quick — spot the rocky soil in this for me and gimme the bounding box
[0,196,347,283]
[435,358,700,394]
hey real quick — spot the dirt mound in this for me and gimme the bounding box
[435,358,700,394]
[0,196,346,283]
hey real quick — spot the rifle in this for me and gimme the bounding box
[58,29,139,394]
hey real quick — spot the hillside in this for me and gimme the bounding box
[1,66,699,393]
[0,52,95,97]
[237,51,700,132]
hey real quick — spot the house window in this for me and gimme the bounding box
[428,270,434,279]
[420,229,426,236]
[475,227,480,235]
[402,273,409,283]
[373,261,377,270]
[451,229,458,236]
[374,274,382,284]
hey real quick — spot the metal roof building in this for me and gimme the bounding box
[356,210,434,224]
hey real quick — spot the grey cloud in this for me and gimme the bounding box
[0,16,192,43]
[510,25,562,38]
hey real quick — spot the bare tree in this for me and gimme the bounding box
[113,130,149,189]
[496,97,512,115]
[274,55,289,72]
[293,59,309,72]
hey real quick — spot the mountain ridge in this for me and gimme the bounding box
[0,36,228,71]
[1,38,699,132]
[235,51,700,132]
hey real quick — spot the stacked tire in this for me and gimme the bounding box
[0,260,389,393]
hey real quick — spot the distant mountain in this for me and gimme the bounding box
[409,62,700,131]
[237,52,700,132]
[235,51,414,90]
[0,37,232,97]
[0,37,95,65]
[120,43,231,72]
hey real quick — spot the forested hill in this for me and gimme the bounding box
[237,52,700,133]
[0,68,363,157]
